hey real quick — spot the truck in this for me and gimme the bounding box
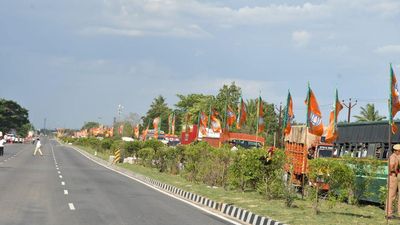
[284,125,334,188]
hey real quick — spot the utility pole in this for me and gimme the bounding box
[342,98,357,123]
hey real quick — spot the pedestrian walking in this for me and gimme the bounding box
[33,138,43,156]
[385,144,400,219]
[0,136,6,156]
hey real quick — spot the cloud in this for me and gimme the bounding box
[292,30,311,47]
[83,1,328,38]
[375,45,400,54]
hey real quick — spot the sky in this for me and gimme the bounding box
[0,0,399,130]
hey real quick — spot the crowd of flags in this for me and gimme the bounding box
[74,64,398,145]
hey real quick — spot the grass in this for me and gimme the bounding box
[75,144,395,225]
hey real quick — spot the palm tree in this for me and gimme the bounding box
[353,103,386,122]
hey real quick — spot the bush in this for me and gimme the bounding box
[100,139,113,151]
[124,141,142,157]
[137,147,155,167]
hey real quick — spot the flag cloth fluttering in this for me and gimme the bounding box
[236,97,247,129]
[134,124,140,139]
[226,105,236,128]
[199,111,208,135]
[257,96,265,133]
[211,109,222,133]
[153,117,160,139]
[283,91,294,136]
[171,113,176,135]
[325,89,343,143]
[390,64,400,134]
[168,114,172,134]
[305,85,324,136]
[142,125,149,141]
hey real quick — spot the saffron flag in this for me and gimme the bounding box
[226,105,236,128]
[257,96,265,133]
[199,111,208,135]
[236,97,247,129]
[153,117,160,139]
[134,124,139,139]
[325,89,343,143]
[283,91,294,136]
[390,64,400,134]
[142,125,149,141]
[110,127,114,137]
[211,109,222,133]
[305,85,324,136]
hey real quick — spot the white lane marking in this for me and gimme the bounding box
[58,171,61,174]
[68,203,75,210]
[4,160,7,162]
[59,175,63,179]
[64,190,69,195]
[67,143,243,225]
[61,181,65,186]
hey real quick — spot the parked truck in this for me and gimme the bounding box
[284,125,334,188]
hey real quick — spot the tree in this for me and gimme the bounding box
[353,103,386,122]
[0,99,30,136]
[81,122,100,130]
[142,95,172,133]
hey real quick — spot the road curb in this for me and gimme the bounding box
[65,143,287,225]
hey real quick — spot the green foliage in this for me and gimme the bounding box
[0,98,30,135]
[353,103,386,122]
[100,138,113,151]
[142,95,172,133]
[143,139,164,152]
[81,121,100,130]
[124,141,142,156]
[137,147,155,167]
[182,141,213,182]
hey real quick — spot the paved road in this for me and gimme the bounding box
[0,137,237,225]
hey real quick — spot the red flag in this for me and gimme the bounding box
[153,117,160,139]
[257,96,265,133]
[226,105,236,127]
[199,111,208,135]
[283,91,294,136]
[236,97,247,129]
[325,89,343,143]
[211,109,222,133]
[390,64,400,134]
[134,124,139,139]
[305,86,323,136]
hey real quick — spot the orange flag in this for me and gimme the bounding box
[134,124,140,139]
[226,105,236,128]
[283,91,294,136]
[171,114,176,135]
[199,111,208,135]
[142,125,149,141]
[211,109,222,133]
[236,97,247,129]
[390,64,400,134]
[118,124,124,135]
[110,127,114,137]
[153,117,160,139]
[325,89,343,143]
[305,85,323,136]
[257,96,265,133]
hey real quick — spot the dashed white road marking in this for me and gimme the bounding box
[68,203,75,210]
[61,181,65,186]
[59,175,63,179]
[58,171,61,174]
[64,190,69,195]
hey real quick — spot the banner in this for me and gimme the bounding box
[211,109,222,133]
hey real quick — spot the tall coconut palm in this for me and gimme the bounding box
[353,103,386,122]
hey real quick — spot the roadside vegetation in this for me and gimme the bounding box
[60,136,393,225]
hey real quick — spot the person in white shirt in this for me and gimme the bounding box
[0,136,6,156]
[33,138,43,156]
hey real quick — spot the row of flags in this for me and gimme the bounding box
[282,85,343,143]
[283,64,399,144]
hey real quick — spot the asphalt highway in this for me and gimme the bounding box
[0,137,237,225]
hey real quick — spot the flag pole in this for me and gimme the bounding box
[303,83,311,199]
[256,94,260,145]
[386,64,393,220]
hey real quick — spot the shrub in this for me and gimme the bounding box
[124,141,142,157]
[137,147,155,167]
